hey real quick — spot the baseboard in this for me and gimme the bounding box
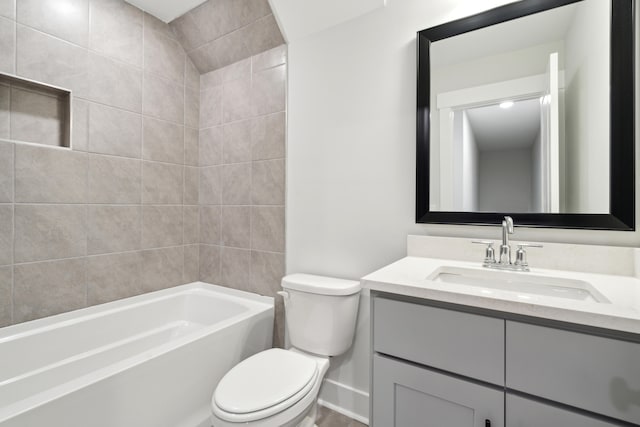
[318,378,369,425]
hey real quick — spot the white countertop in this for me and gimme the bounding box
[362,256,640,335]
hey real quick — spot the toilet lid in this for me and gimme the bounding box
[214,348,318,415]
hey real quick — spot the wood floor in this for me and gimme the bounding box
[316,405,367,427]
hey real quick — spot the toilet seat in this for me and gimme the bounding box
[212,349,319,423]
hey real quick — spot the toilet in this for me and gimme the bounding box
[210,274,361,427]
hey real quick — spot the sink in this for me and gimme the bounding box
[427,266,610,303]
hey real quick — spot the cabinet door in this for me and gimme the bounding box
[506,394,625,427]
[372,354,504,427]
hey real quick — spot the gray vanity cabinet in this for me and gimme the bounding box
[373,354,504,427]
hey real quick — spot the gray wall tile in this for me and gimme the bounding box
[14,204,87,263]
[87,251,143,305]
[183,244,199,283]
[219,58,251,84]
[17,25,88,96]
[185,86,200,129]
[251,206,284,252]
[220,206,249,248]
[221,246,250,290]
[0,0,14,19]
[88,205,141,255]
[0,84,8,140]
[144,25,185,85]
[252,159,285,205]
[88,154,141,204]
[243,14,285,57]
[184,166,199,205]
[200,69,222,92]
[252,44,287,73]
[90,0,143,67]
[200,205,220,245]
[143,12,177,41]
[250,250,284,295]
[141,246,184,292]
[15,144,87,203]
[143,117,184,164]
[194,28,250,72]
[72,99,89,151]
[10,87,65,147]
[142,161,183,204]
[252,112,285,160]
[200,86,222,128]
[185,58,200,91]
[88,53,142,112]
[223,76,252,123]
[184,206,199,244]
[0,16,14,74]
[222,163,251,205]
[170,12,205,53]
[17,0,89,47]
[199,244,220,284]
[0,204,12,266]
[0,141,13,202]
[88,102,142,158]
[0,266,11,327]
[142,205,183,248]
[252,64,286,116]
[143,73,184,124]
[184,127,199,166]
[199,126,222,166]
[199,166,221,205]
[223,120,252,164]
[14,258,86,323]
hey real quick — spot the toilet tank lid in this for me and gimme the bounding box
[281,274,361,296]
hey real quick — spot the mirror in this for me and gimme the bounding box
[416,0,635,230]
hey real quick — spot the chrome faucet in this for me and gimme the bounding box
[472,216,542,272]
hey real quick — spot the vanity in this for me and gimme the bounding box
[364,236,640,427]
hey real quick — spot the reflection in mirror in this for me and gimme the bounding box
[416,0,635,230]
[429,0,609,214]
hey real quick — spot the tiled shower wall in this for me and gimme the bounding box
[198,45,287,346]
[0,0,200,326]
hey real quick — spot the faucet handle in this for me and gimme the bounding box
[472,241,496,264]
[514,243,543,268]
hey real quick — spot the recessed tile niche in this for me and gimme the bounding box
[0,72,72,149]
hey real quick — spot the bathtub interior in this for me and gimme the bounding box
[0,283,273,416]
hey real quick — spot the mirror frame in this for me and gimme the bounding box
[416,0,635,230]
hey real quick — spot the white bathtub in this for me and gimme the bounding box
[0,282,274,427]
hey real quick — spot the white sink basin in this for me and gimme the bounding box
[427,266,610,303]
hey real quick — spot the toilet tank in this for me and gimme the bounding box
[281,274,361,357]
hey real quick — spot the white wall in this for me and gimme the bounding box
[461,111,479,211]
[531,130,544,212]
[285,0,640,421]
[478,148,533,212]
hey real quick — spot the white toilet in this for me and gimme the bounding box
[210,274,361,427]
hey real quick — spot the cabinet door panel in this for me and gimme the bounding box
[374,297,504,385]
[506,321,640,425]
[372,354,504,427]
[507,394,625,427]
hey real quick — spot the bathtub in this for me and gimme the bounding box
[0,282,274,427]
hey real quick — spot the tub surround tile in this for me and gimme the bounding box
[13,258,87,323]
[185,86,200,129]
[0,141,13,203]
[0,85,8,140]
[184,166,199,206]
[143,73,184,124]
[251,159,285,205]
[89,0,143,67]
[252,45,287,73]
[144,25,185,85]
[141,246,184,292]
[142,161,183,205]
[14,204,87,263]
[199,126,222,166]
[189,0,269,43]
[143,117,184,164]
[252,64,286,116]
[88,205,141,255]
[0,205,12,266]
[183,244,199,283]
[221,247,250,290]
[142,205,183,249]
[223,120,252,164]
[190,28,249,73]
[219,58,251,84]
[88,154,141,204]
[185,58,200,91]
[221,163,251,205]
[10,87,65,147]
[199,244,220,284]
[88,53,142,113]
[15,144,87,204]
[0,0,14,19]
[183,206,199,245]
[0,16,14,74]
[200,205,221,245]
[88,102,142,158]
[250,250,284,296]
[200,69,222,92]
[16,25,89,97]
[251,206,285,252]
[184,127,199,166]
[199,86,222,129]
[252,112,285,160]
[17,0,89,47]
[169,12,205,53]
[87,251,143,305]
[0,266,11,327]
[72,99,89,151]
[143,12,177,41]
[220,206,249,248]
[199,166,221,205]
[244,15,285,57]
[222,76,252,123]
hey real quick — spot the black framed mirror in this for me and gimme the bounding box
[416,0,635,230]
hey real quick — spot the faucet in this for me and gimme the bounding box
[472,216,542,272]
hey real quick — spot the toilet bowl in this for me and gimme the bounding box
[210,274,361,427]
